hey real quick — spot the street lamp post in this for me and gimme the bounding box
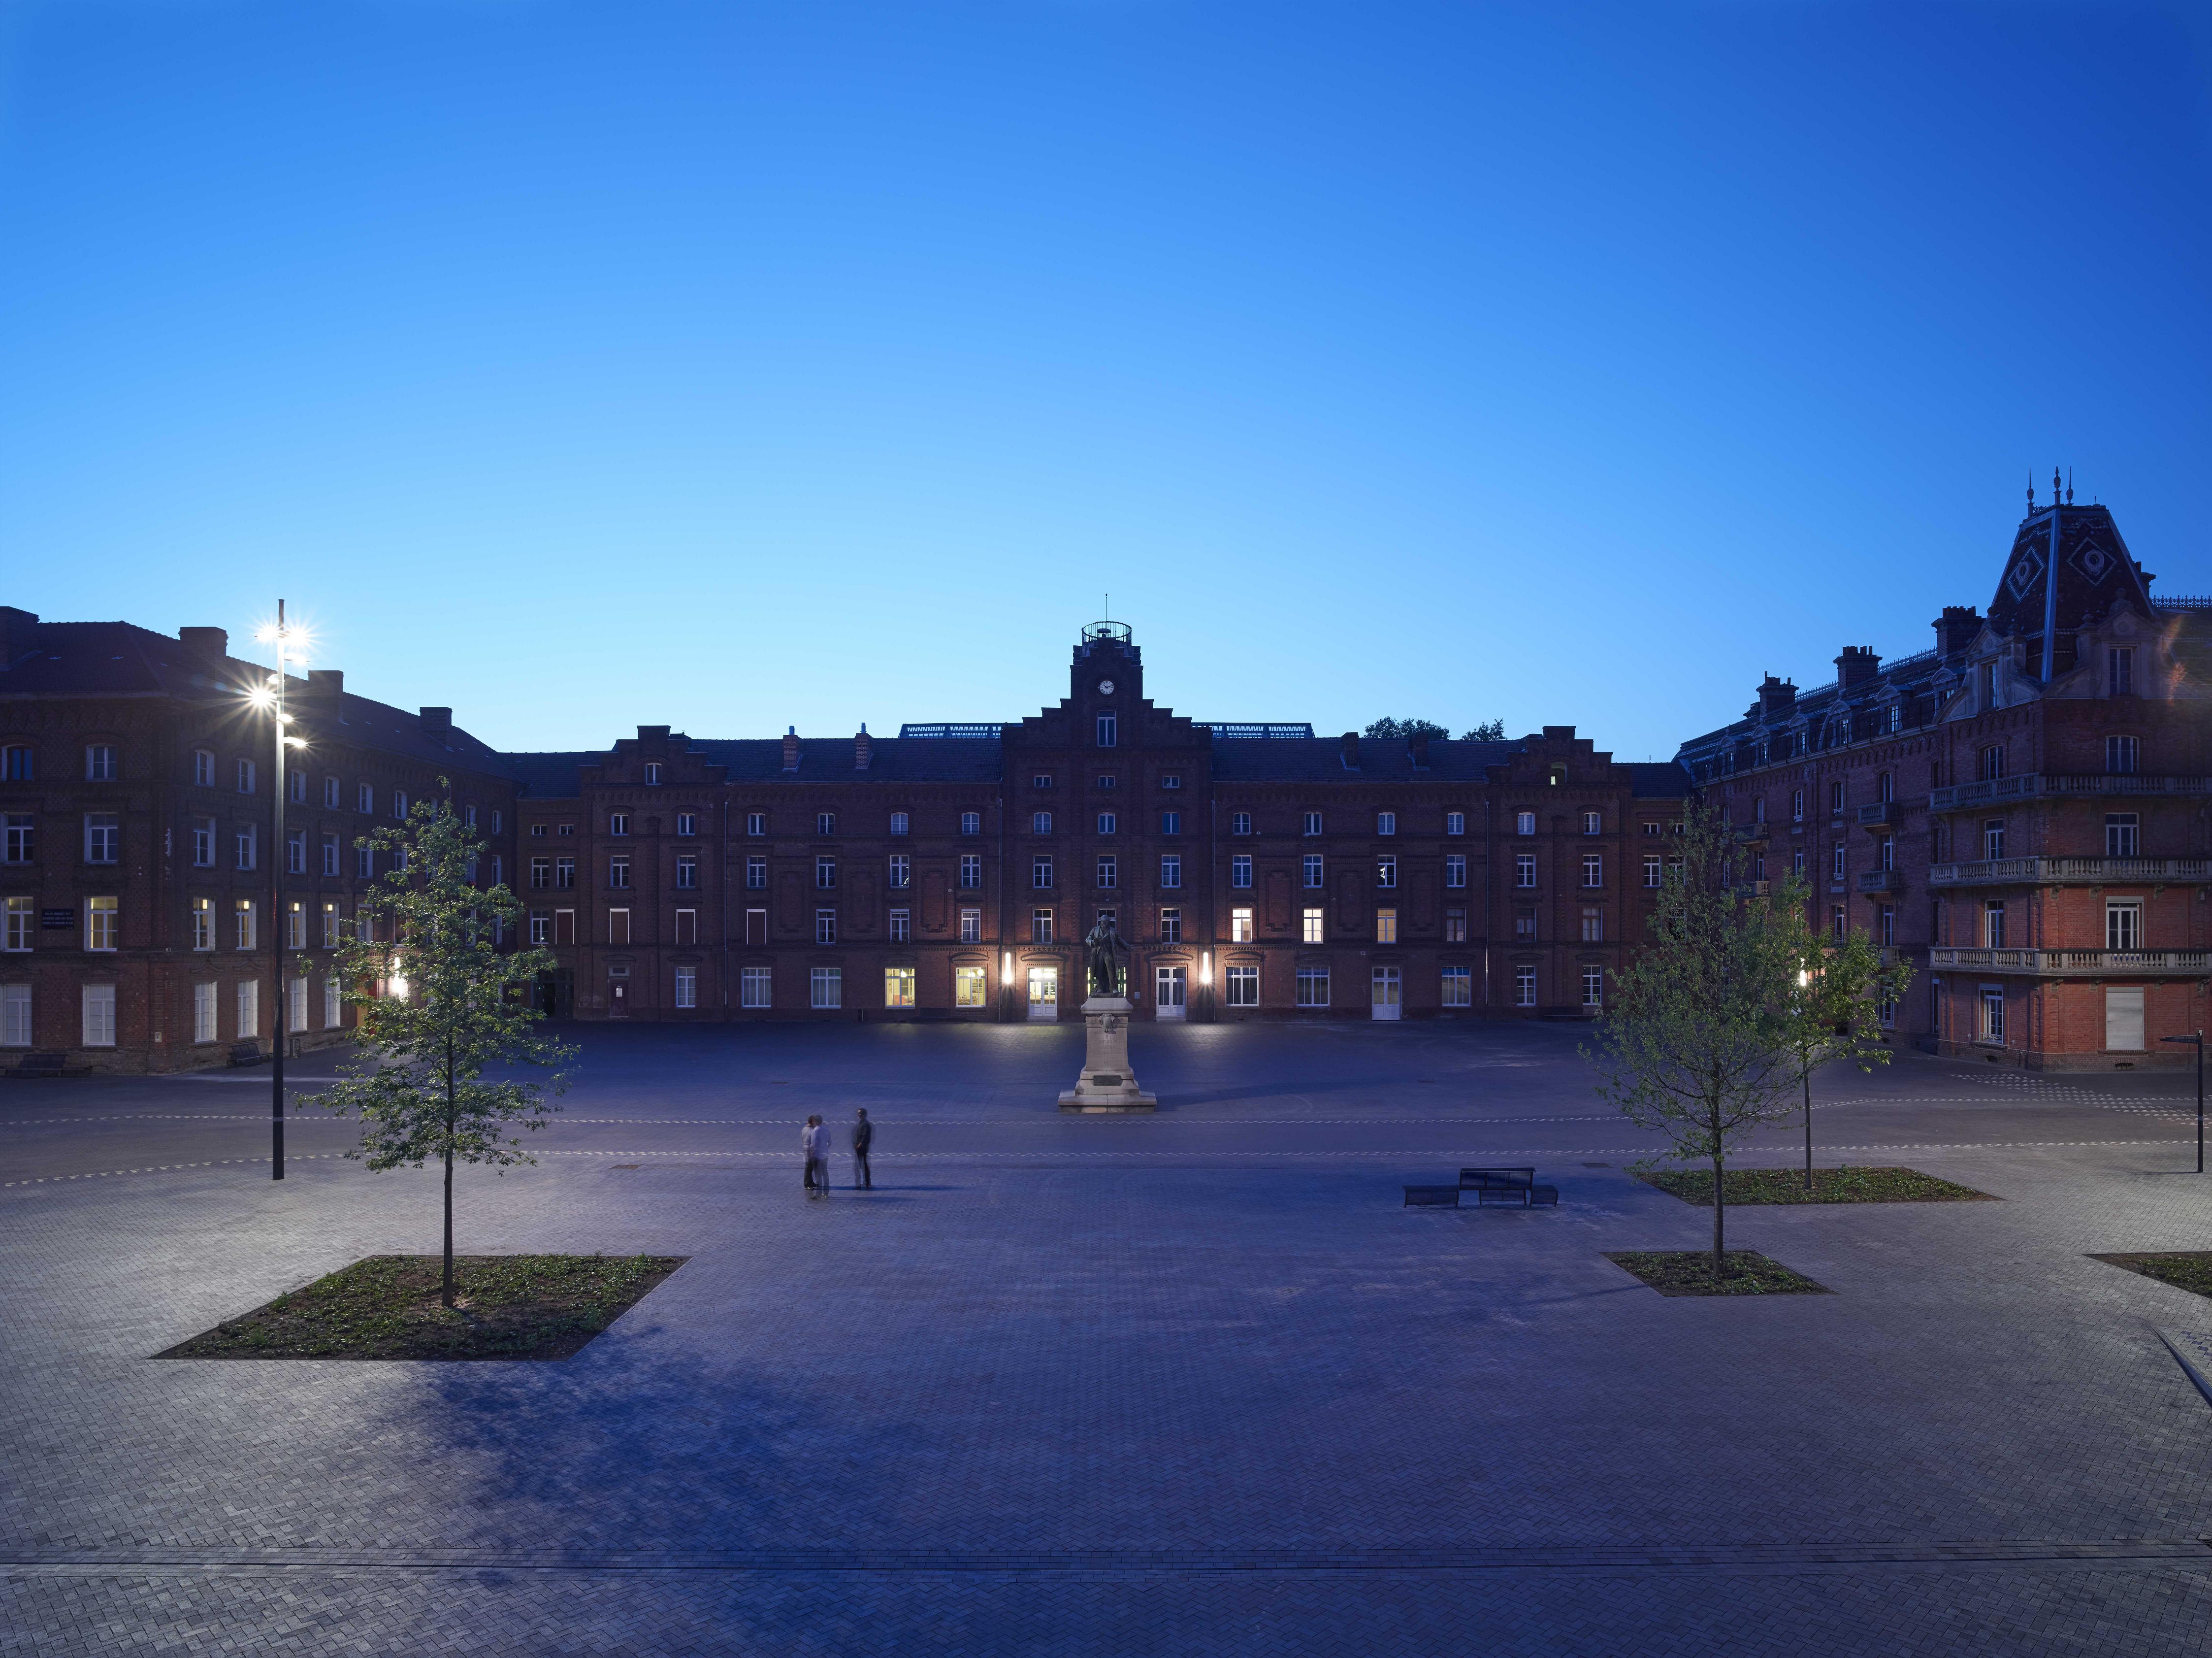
[249,603,308,1181]
[2161,1032,2205,1174]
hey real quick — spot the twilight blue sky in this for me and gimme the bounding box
[2,2,2207,759]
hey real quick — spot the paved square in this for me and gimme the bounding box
[5,1021,2212,1653]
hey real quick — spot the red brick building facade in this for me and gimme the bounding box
[0,610,517,1072]
[1675,486,2211,1069]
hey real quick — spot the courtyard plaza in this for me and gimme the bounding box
[3,1020,2212,1656]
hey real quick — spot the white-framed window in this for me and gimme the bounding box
[1225,965,1260,1007]
[1231,907,1253,942]
[960,907,981,943]
[1791,790,1804,822]
[84,813,119,864]
[1302,854,1323,889]
[356,911,375,943]
[1982,819,2005,861]
[358,782,374,813]
[2109,647,2136,696]
[1232,812,1251,835]
[1580,907,1603,943]
[1879,904,1895,947]
[324,976,342,1028]
[85,743,117,782]
[1516,811,1535,835]
[1515,966,1537,1007]
[747,811,768,836]
[237,758,256,794]
[85,896,118,951]
[1097,812,1117,834]
[324,776,339,808]
[676,855,698,890]
[236,979,259,1040]
[287,901,305,950]
[889,908,911,942]
[235,823,257,870]
[1980,986,2005,1043]
[1289,966,1326,1008]
[1581,854,1602,887]
[2107,735,2140,775]
[1515,853,1536,888]
[1370,853,1394,890]
[1446,811,1465,836]
[811,966,842,1009]
[193,749,215,787]
[192,982,218,1044]
[961,854,982,889]
[1033,855,1053,890]
[1441,966,1471,1007]
[677,812,697,837]
[1643,855,1662,888]
[322,833,340,875]
[644,763,662,786]
[1159,907,1181,943]
[610,812,629,836]
[888,854,911,889]
[0,982,30,1044]
[1032,772,1052,790]
[1302,811,1322,836]
[2106,814,2140,858]
[289,977,308,1033]
[1096,713,1117,748]
[529,910,549,944]
[1032,908,1054,944]
[889,811,909,836]
[1096,855,1117,889]
[1161,774,1182,791]
[1298,907,1320,944]
[745,857,766,890]
[287,829,306,874]
[1376,811,1396,836]
[393,790,408,820]
[1032,811,1052,834]
[742,966,773,1008]
[884,966,915,1008]
[1445,909,1467,943]
[1442,853,1467,890]
[190,896,213,950]
[1831,842,1846,881]
[1231,854,1252,889]
[1582,811,1601,835]
[816,856,837,890]
[81,983,116,1047]
[1159,855,1181,889]
[1582,968,1604,1008]
[814,909,837,945]
[358,844,376,879]
[1375,906,1398,944]
[955,965,988,1007]
[961,811,982,835]
[322,902,339,947]
[609,855,631,890]
[674,966,697,1009]
[1161,811,1181,836]
[229,897,253,951]
[1,813,29,864]
[2107,900,2142,952]
[290,769,306,805]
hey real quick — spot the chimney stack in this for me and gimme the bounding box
[179,626,228,660]
[1339,730,1360,770]
[1408,730,1430,767]
[854,724,873,771]
[1933,606,1981,659]
[306,668,344,704]
[1755,674,1797,720]
[1835,646,1881,689]
[782,727,800,772]
[419,707,453,742]
[0,607,37,667]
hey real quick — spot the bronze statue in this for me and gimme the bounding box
[1082,914,1130,998]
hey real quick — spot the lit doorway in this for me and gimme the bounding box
[1027,965,1059,1020]
[1155,965,1187,1020]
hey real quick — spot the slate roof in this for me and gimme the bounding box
[0,617,508,774]
[1207,737,1523,783]
[686,738,1007,785]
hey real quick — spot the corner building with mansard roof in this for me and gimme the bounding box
[506,622,1688,1030]
[1674,482,2212,1070]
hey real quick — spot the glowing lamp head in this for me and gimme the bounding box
[243,680,277,711]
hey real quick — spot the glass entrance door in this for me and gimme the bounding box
[1370,966,1401,1021]
[1155,965,1187,1020]
[1026,965,1059,1020]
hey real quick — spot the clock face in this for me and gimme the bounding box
[1098,679,1116,695]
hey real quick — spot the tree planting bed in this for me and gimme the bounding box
[1604,1251,1832,1297]
[1637,1165,1998,1205]
[2088,1252,2212,1302]
[157,1254,685,1360]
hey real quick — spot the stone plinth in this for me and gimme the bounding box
[1057,997,1158,1112]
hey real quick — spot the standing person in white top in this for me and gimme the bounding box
[802,1114,832,1198]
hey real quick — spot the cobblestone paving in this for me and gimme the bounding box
[4,1023,2212,1653]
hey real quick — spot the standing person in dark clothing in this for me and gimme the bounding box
[851,1107,874,1190]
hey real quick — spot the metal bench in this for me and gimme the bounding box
[1459,1167,1560,1208]
[228,1041,266,1067]
[6,1051,67,1080]
[1403,1185,1462,1208]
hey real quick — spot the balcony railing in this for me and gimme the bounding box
[1856,801,1899,827]
[1856,869,1899,893]
[1929,773,2212,811]
[1928,856,2212,888]
[1927,947,2212,977]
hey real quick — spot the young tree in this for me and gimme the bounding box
[1789,928,1914,1189]
[321,786,573,1307]
[1586,801,1813,1281]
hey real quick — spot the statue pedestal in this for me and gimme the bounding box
[1057,997,1158,1112]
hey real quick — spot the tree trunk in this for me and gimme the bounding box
[1803,1063,1814,1192]
[1711,1154,1726,1280]
[442,1146,455,1307]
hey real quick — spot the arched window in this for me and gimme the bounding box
[2,744,33,781]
